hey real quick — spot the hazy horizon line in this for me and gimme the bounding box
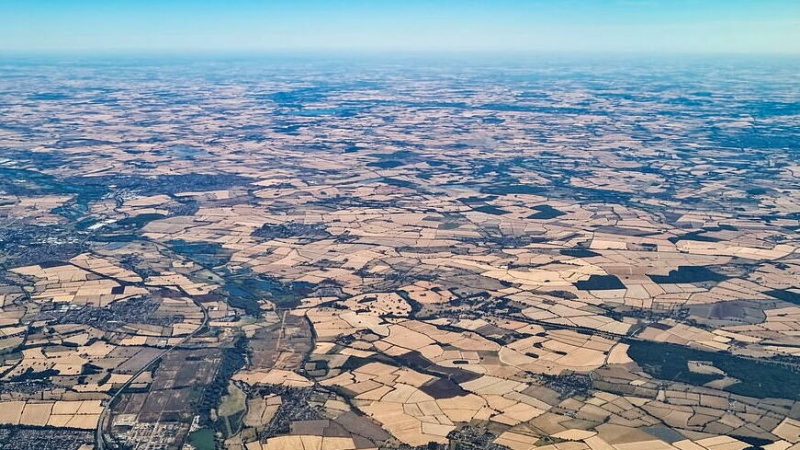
[3,49,800,59]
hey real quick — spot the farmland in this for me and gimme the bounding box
[1,56,800,450]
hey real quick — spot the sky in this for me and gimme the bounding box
[1,0,799,55]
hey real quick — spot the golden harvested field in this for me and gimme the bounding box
[0,400,101,429]
[2,57,800,450]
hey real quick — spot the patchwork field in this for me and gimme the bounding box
[1,57,800,450]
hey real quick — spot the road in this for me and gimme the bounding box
[95,290,209,450]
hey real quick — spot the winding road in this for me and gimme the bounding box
[95,291,209,450]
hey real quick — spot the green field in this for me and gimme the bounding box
[218,381,247,437]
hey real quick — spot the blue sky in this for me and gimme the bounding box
[1,0,798,54]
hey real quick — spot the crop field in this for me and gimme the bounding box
[1,57,800,450]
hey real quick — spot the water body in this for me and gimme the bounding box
[188,428,215,450]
